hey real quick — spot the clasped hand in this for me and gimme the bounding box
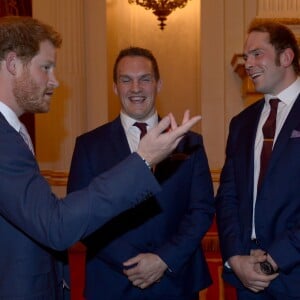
[228,250,278,293]
[123,253,168,289]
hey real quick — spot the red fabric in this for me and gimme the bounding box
[69,243,86,300]
[0,0,32,17]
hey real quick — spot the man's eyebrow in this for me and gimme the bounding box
[43,60,56,66]
[140,73,153,78]
[242,48,262,58]
[249,48,263,54]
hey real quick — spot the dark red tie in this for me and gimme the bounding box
[258,98,280,188]
[133,122,147,140]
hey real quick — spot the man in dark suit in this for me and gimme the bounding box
[216,21,300,299]
[67,47,215,300]
[0,17,201,299]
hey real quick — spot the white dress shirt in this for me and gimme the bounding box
[252,77,300,238]
[120,111,158,153]
[0,101,26,132]
[0,101,35,154]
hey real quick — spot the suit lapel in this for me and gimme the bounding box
[269,94,300,169]
[242,100,265,196]
[109,117,131,161]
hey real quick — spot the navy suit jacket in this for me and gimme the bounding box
[67,116,215,300]
[216,95,300,297]
[0,113,160,299]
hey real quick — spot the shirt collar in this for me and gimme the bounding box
[120,111,158,133]
[265,77,300,105]
[0,101,22,132]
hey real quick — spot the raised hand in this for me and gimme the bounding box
[137,110,201,166]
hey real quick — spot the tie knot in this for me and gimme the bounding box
[133,122,147,139]
[269,98,280,109]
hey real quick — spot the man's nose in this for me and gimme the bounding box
[49,72,59,88]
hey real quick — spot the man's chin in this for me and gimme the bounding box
[26,105,50,114]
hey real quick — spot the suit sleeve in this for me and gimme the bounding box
[0,130,161,251]
[67,136,142,272]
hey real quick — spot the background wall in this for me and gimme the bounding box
[106,0,256,173]
[106,0,201,123]
[31,0,259,196]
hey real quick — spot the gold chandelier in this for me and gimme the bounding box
[128,0,191,30]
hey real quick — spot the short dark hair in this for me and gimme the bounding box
[248,20,300,74]
[113,46,160,83]
[0,16,62,64]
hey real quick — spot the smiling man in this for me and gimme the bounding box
[67,46,215,300]
[216,21,300,300]
[0,17,202,299]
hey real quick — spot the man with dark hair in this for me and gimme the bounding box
[67,46,215,300]
[0,17,200,299]
[216,21,300,300]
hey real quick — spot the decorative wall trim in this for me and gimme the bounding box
[211,169,221,183]
[41,170,68,186]
[255,17,300,25]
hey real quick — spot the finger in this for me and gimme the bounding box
[138,282,148,289]
[127,274,141,282]
[124,266,140,276]
[169,113,177,130]
[151,115,171,136]
[245,282,266,292]
[248,287,263,293]
[169,115,201,138]
[132,279,143,287]
[181,109,190,125]
[251,249,265,257]
[123,256,140,267]
[140,282,151,289]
